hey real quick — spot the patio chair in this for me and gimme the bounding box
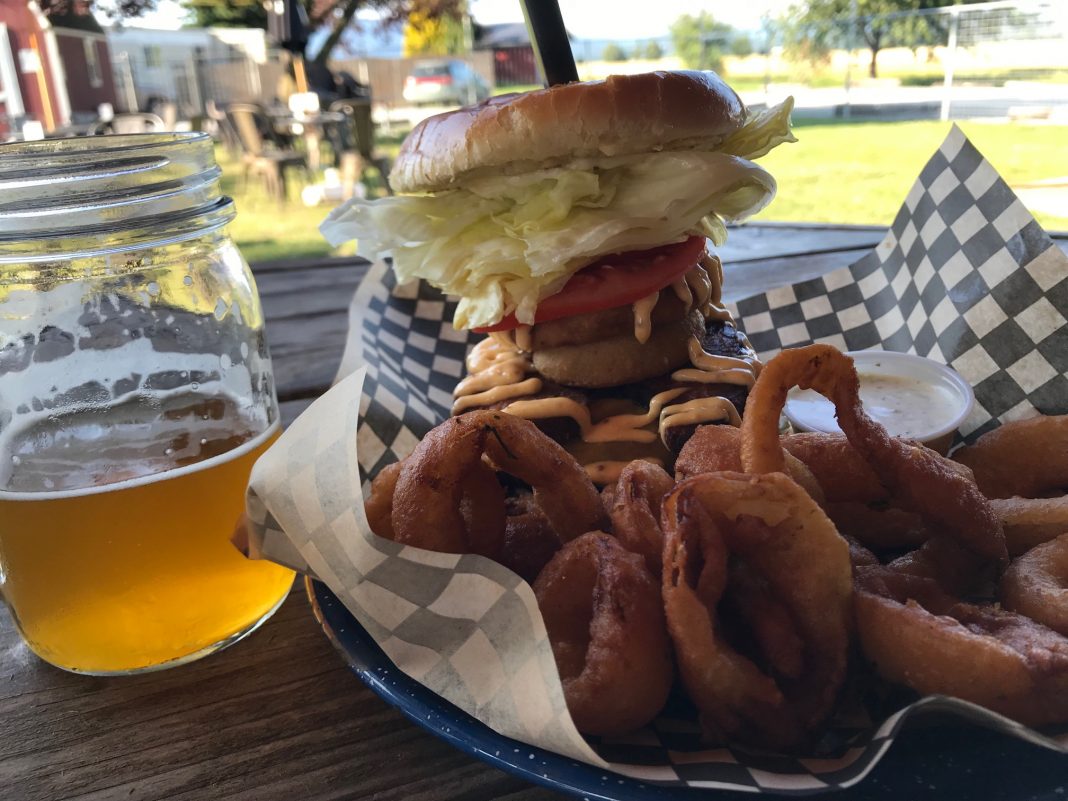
[205,101,241,158]
[227,103,310,204]
[93,113,165,135]
[158,102,179,132]
[329,98,392,197]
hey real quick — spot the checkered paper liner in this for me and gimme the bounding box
[732,125,1068,440]
[247,127,1068,794]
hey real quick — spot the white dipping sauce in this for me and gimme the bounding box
[788,373,960,440]
[784,350,975,443]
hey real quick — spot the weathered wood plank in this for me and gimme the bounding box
[718,223,885,264]
[268,312,351,402]
[250,255,371,275]
[723,248,870,304]
[280,396,317,427]
[0,592,563,801]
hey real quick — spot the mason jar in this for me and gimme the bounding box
[0,133,294,674]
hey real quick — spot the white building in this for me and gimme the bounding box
[106,26,269,113]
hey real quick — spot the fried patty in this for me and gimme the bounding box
[463,318,753,458]
[529,293,696,388]
[532,309,704,388]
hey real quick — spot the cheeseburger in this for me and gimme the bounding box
[323,71,795,482]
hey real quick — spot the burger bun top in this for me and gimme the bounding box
[391,70,747,193]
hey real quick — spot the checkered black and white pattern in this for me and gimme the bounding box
[247,368,598,767]
[336,267,478,485]
[248,128,1068,793]
[730,125,1068,439]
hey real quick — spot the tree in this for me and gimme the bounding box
[183,0,267,27]
[670,12,732,73]
[730,34,754,57]
[314,0,464,67]
[79,0,463,67]
[642,40,664,60]
[602,43,627,62]
[402,7,466,57]
[39,0,157,18]
[783,0,988,79]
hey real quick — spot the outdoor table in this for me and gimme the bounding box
[271,111,347,172]
[4,223,1067,801]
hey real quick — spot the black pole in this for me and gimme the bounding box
[267,0,309,54]
[519,0,578,86]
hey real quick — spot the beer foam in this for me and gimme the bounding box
[0,420,279,501]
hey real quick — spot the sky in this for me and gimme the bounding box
[472,0,792,37]
[113,0,794,37]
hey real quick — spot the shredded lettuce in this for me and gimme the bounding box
[720,97,798,160]
[321,98,795,330]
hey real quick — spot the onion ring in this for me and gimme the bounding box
[365,460,402,540]
[824,501,932,552]
[855,556,1068,726]
[992,496,1068,557]
[534,531,673,736]
[478,413,608,543]
[1001,533,1068,637]
[674,424,826,506]
[953,415,1068,499]
[724,561,806,681]
[661,471,853,749]
[390,411,606,558]
[608,460,675,573]
[739,345,1006,564]
[781,433,887,504]
[499,492,562,583]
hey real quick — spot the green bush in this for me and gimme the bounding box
[730,35,754,57]
[642,41,664,59]
[670,12,730,73]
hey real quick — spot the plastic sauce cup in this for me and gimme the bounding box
[783,350,975,454]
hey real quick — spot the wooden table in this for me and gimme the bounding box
[4,224,1067,801]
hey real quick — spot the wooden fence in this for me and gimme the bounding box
[331,52,496,106]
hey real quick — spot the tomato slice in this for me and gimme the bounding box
[474,235,707,333]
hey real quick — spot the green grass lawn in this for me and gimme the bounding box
[219,131,408,264]
[219,148,337,264]
[221,119,1068,265]
[759,119,1068,233]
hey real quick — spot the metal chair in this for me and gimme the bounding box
[93,113,165,135]
[205,101,241,158]
[227,104,310,204]
[328,98,392,197]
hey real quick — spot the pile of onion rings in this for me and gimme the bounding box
[953,415,1068,555]
[362,351,1068,750]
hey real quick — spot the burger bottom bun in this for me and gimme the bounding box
[532,309,704,388]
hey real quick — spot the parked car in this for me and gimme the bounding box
[403,60,490,106]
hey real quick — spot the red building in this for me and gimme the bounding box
[474,23,540,87]
[0,1,117,137]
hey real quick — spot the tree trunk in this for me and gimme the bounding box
[313,0,362,67]
[861,26,882,80]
